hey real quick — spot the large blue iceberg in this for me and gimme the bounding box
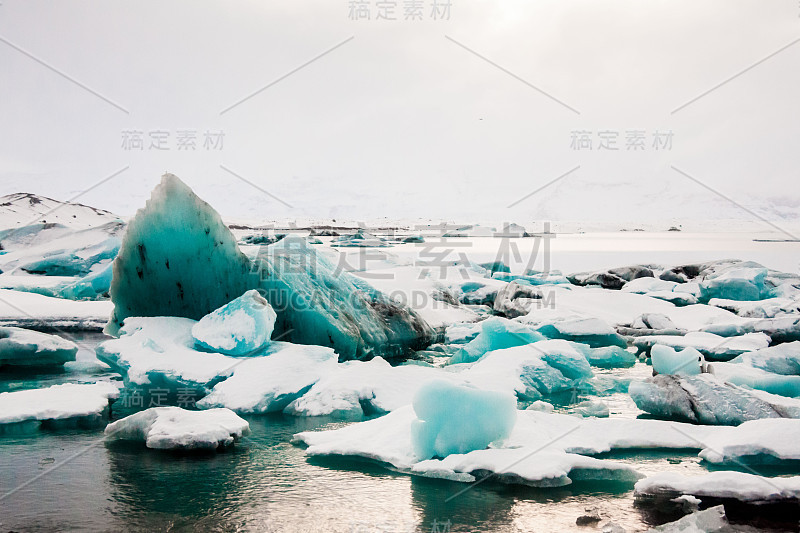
[105,174,432,360]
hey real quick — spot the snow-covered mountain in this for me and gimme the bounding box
[0,193,120,232]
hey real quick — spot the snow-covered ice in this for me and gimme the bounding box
[191,289,277,356]
[410,379,516,460]
[104,406,249,450]
[0,382,120,432]
[0,326,78,367]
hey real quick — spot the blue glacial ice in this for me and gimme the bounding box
[629,374,800,425]
[192,289,277,356]
[729,341,800,375]
[699,265,770,302]
[650,345,706,376]
[410,379,516,460]
[254,234,434,359]
[105,174,432,359]
[0,326,78,368]
[578,345,637,368]
[106,174,252,335]
[534,317,628,349]
[449,317,544,364]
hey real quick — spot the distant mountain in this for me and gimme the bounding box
[0,193,120,232]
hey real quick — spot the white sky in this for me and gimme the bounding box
[0,0,798,227]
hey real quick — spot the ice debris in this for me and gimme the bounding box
[0,326,78,368]
[105,406,249,450]
[191,289,276,355]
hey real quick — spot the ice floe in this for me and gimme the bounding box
[105,406,249,450]
[0,381,120,433]
[0,326,78,368]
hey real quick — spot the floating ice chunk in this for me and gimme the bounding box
[442,225,496,238]
[57,260,114,300]
[709,297,793,318]
[331,230,391,248]
[704,316,800,345]
[410,379,516,460]
[645,506,729,533]
[463,342,593,400]
[449,317,544,364]
[0,382,120,433]
[256,235,434,359]
[197,343,338,413]
[0,326,77,368]
[571,400,610,418]
[698,418,800,464]
[191,290,277,356]
[729,342,800,375]
[629,374,795,425]
[104,406,249,450]
[621,277,680,294]
[635,471,800,503]
[708,362,800,397]
[285,357,451,419]
[492,281,543,318]
[293,406,735,479]
[411,447,641,487]
[526,400,554,412]
[700,266,769,302]
[97,317,239,391]
[106,174,252,335]
[580,346,636,368]
[651,345,706,376]
[535,317,627,348]
[633,331,770,361]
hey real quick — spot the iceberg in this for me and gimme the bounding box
[410,447,641,487]
[492,281,543,318]
[191,289,277,356]
[105,174,432,360]
[698,418,800,465]
[699,266,769,302]
[635,471,800,503]
[104,406,249,450]
[449,317,544,364]
[106,174,252,335]
[0,382,120,434]
[197,343,338,413]
[707,362,800,397]
[293,406,741,486]
[255,235,434,359]
[650,345,706,376]
[410,379,517,460]
[534,317,627,348]
[645,505,729,532]
[629,374,798,425]
[285,357,451,419]
[97,317,239,392]
[571,400,610,418]
[729,341,800,375]
[331,230,391,248]
[0,326,78,368]
[580,345,636,368]
[632,331,770,361]
[463,342,593,400]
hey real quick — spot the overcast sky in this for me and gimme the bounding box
[0,0,798,227]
